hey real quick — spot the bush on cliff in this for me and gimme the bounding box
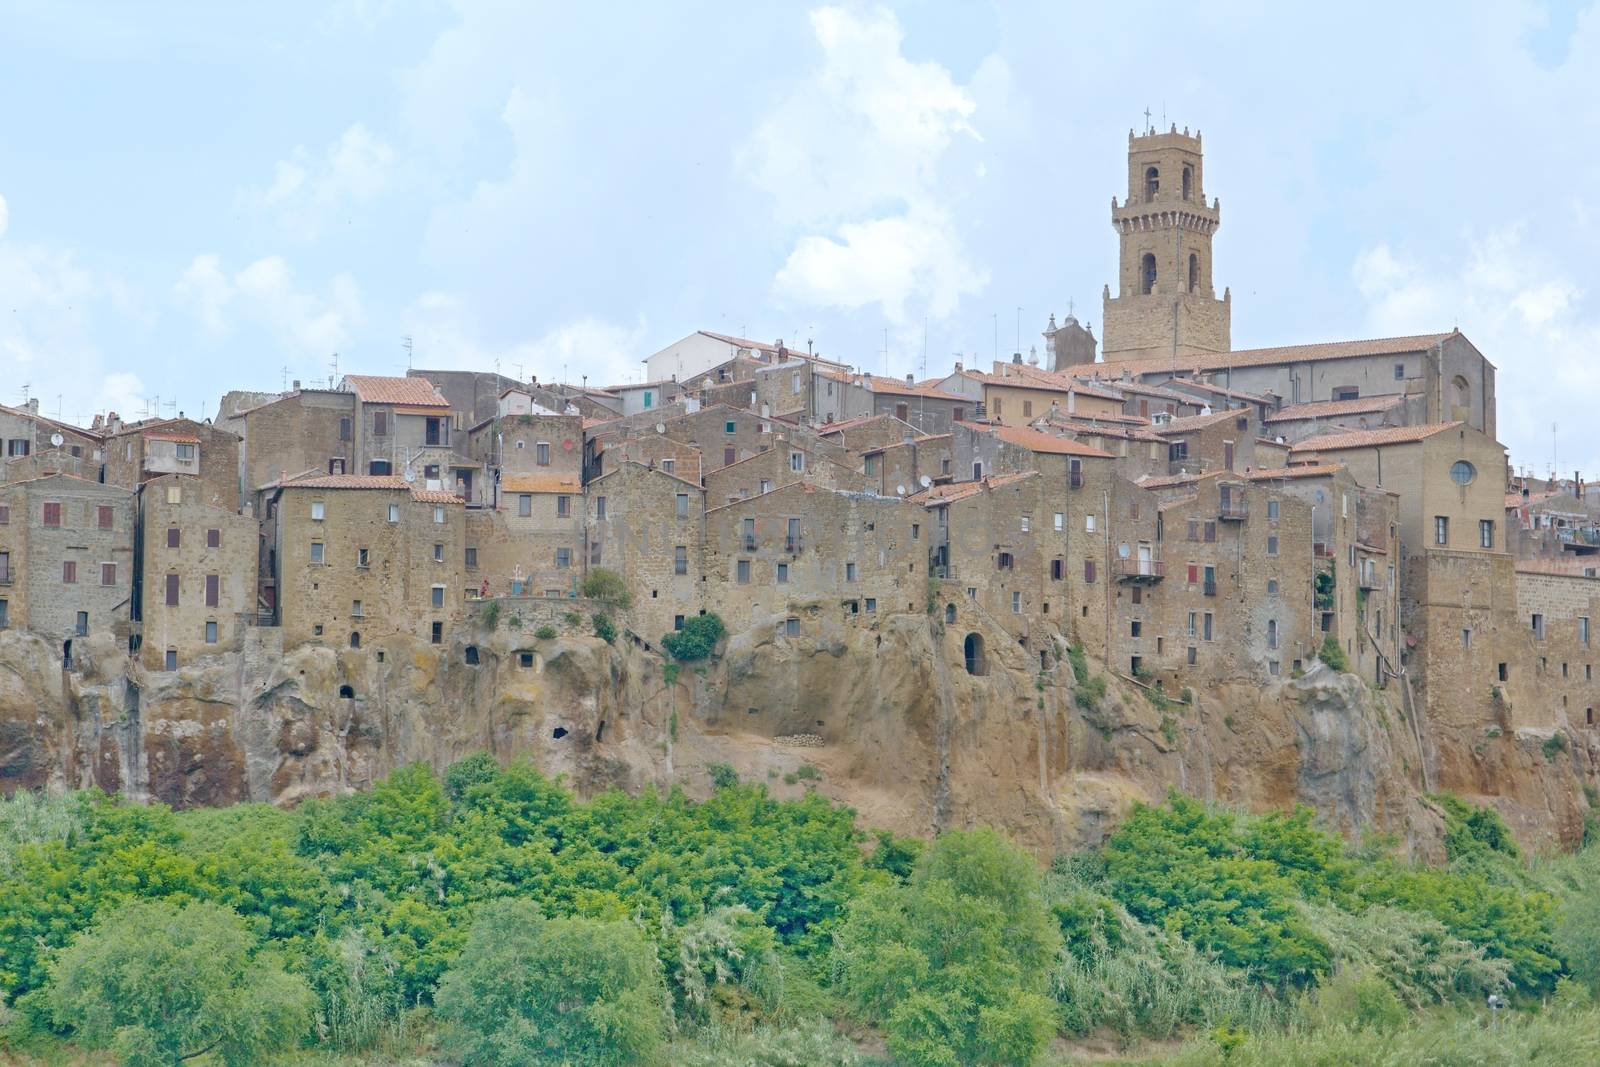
[663,612,726,661]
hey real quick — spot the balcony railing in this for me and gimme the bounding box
[742,536,757,551]
[1218,501,1248,521]
[785,535,803,553]
[1203,580,1218,597]
[1114,558,1166,582]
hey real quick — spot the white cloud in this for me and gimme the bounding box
[241,123,395,241]
[739,6,992,326]
[96,372,146,417]
[401,292,645,387]
[174,253,362,357]
[1352,227,1600,474]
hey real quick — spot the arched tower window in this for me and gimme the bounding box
[1188,253,1199,293]
[1140,253,1157,295]
[349,631,361,649]
[963,633,987,676]
[1182,165,1192,200]
[1144,166,1159,202]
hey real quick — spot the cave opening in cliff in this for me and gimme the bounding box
[963,633,986,676]
[338,685,354,699]
[596,720,606,741]
[552,726,569,739]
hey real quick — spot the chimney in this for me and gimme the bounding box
[292,379,301,391]
[1011,352,1022,364]
[905,373,915,387]
[954,360,963,373]
[25,398,39,414]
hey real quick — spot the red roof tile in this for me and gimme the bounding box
[1289,422,1465,452]
[1061,332,1462,378]
[343,375,449,408]
[1263,395,1404,423]
[956,421,1113,459]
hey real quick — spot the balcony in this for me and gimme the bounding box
[1218,500,1248,521]
[742,536,757,552]
[1114,558,1165,583]
[1557,527,1600,554]
[1203,580,1218,597]
[785,535,803,553]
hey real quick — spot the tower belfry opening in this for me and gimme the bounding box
[1100,124,1231,363]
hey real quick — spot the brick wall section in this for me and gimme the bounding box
[660,405,782,471]
[703,444,870,505]
[240,391,356,498]
[137,474,258,669]
[585,461,706,645]
[5,474,135,642]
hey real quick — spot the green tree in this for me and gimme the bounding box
[435,898,669,1066]
[41,899,313,1067]
[662,613,726,661]
[831,828,1060,1067]
[581,568,633,609]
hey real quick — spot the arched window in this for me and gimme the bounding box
[1182,165,1192,200]
[1144,166,1159,201]
[1452,375,1471,412]
[1188,253,1199,293]
[349,631,360,649]
[1140,253,1157,295]
[944,603,956,625]
[963,633,987,676]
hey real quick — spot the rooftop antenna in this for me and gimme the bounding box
[18,382,30,405]
[992,312,998,363]
[882,327,889,377]
[402,335,414,371]
[281,366,289,392]
[1015,306,1023,355]
[1067,297,1075,318]
[55,394,63,419]
[807,338,814,356]
[329,352,339,389]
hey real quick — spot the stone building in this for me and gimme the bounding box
[859,435,952,497]
[0,400,103,466]
[484,473,585,598]
[703,483,921,636]
[1101,126,1230,362]
[0,473,134,653]
[590,435,704,485]
[659,404,784,471]
[232,388,357,507]
[135,474,258,670]
[978,364,1123,427]
[1043,312,1097,370]
[268,475,466,650]
[339,375,455,487]
[703,442,870,505]
[1261,395,1407,443]
[810,371,968,436]
[104,417,241,511]
[584,460,707,644]
[1151,406,1259,476]
[408,368,523,446]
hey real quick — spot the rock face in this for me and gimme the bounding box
[1,607,1595,855]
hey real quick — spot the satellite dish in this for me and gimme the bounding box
[655,423,666,434]
[50,432,64,447]
[402,468,417,483]
[1118,543,1131,559]
[918,474,932,488]
[895,484,906,496]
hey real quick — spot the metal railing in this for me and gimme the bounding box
[1114,558,1166,580]
[1203,580,1218,597]
[1218,501,1248,521]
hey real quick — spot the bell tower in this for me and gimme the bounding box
[1100,123,1230,363]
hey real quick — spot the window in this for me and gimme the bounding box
[339,416,352,441]
[1393,362,1406,380]
[676,494,689,518]
[310,542,324,565]
[0,505,8,524]
[165,649,177,670]
[556,496,570,518]
[1022,400,1033,418]
[431,621,443,644]
[96,505,112,530]
[512,493,531,518]
[643,390,653,409]
[1581,617,1590,648]
[1203,521,1216,542]
[736,559,750,584]
[1203,612,1213,640]
[431,585,445,608]
[433,543,444,562]
[352,599,364,617]
[1086,514,1096,533]
[100,563,116,586]
[846,562,857,582]
[1051,558,1064,580]
[205,574,219,607]
[519,651,534,668]
[388,503,401,522]
[789,452,804,472]
[465,547,477,568]
[723,447,736,466]
[60,560,77,584]
[777,562,789,584]
[42,502,61,527]
[1168,441,1188,461]
[1083,559,1096,583]
[1144,165,1159,200]
[595,496,606,519]
[1187,563,1199,583]
[1054,512,1064,532]
[1267,499,1279,520]
[912,523,920,540]
[206,528,220,548]
[1130,620,1141,637]
[164,573,178,604]
[1187,646,1197,665]
[1461,628,1473,649]
[536,442,550,466]
[357,547,370,567]
[373,410,388,436]
[1187,611,1197,635]
[785,617,800,637]
[555,548,571,569]
[205,620,218,645]
[1450,460,1476,485]
[1020,516,1030,533]
[1532,613,1545,639]
[1267,535,1279,556]
[1498,662,1508,682]
[661,459,675,474]
[674,546,688,575]
[1479,519,1494,549]
[1267,619,1279,649]
[1434,516,1449,545]
[996,552,1013,570]
[75,611,88,636]
[1012,591,1022,614]
[370,459,392,476]
[175,442,195,461]
[1267,578,1278,595]
[1332,387,1359,402]
[167,527,180,549]
[433,506,445,524]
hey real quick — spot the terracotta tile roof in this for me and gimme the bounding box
[279,474,411,491]
[1082,377,1189,403]
[975,365,1127,401]
[144,430,202,444]
[1061,332,1462,378]
[409,488,463,503]
[1138,471,1216,490]
[1506,488,1568,508]
[909,470,1036,505]
[1167,377,1278,404]
[1289,422,1464,452]
[695,330,851,369]
[1246,464,1347,481]
[817,413,911,436]
[343,375,449,408]
[1157,493,1200,512]
[956,421,1113,459]
[815,369,962,400]
[1263,395,1404,423]
[501,473,582,494]
[1152,408,1248,434]
[1049,409,1150,426]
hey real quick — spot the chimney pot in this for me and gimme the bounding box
[292,379,301,391]
[905,373,915,386]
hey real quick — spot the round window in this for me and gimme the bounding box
[1450,460,1476,485]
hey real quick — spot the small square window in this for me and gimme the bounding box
[310,543,325,565]
[206,528,220,548]
[388,504,401,523]
[205,621,218,644]
[311,501,325,521]
[785,617,800,637]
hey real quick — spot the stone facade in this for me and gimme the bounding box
[104,418,241,511]
[0,474,134,647]
[703,442,869,505]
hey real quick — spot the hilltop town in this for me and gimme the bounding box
[1,126,1595,849]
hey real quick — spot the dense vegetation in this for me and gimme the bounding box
[0,762,1595,1065]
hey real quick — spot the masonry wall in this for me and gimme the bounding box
[17,476,135,643]
[585,463,706,645]
[137,475,258,669]
[1514,571,1600,733]
[241,392,355,497]
[703,445,870,505]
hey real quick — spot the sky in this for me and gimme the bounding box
[2,0,1599,475]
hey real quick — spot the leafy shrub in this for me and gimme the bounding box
[592,612,618,643]
[709,763,740,790]
[41,900,314,1067]
[795,763,822,782]
[1319,635,1349,673]
[1067,642,1090,685]
[478,599,501,629]
[671,905,783,1024]
[664,662,681,686]
[663,613,726,661]
[831,829,1061,1067]
[534,624,558,640]
[1436,793,1520,863]
[673,1021,867,1066]
[1301,967,1409,1033]
[435,899,668,1066]
[1544,731,1570,761]
[564,611,582,627]
[581,568,633,609]
[1299,903,1509,1006]
[1075,673,1108,710]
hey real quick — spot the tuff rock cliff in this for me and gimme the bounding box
[1,604,1595,856]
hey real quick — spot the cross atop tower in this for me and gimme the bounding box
[1142,106,1152,133]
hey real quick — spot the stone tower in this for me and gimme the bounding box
[1100,125,1230,363]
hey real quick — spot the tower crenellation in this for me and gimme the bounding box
[1101,122,1231,363]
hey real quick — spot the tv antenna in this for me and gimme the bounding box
[330,352,339,389]
[402,335,414,370]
